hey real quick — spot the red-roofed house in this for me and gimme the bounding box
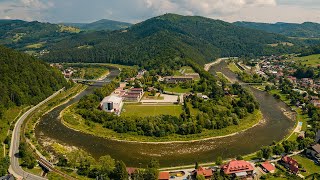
[260,161,276,173]
[222,160,254,178]
[191,167,213,179]
[281,156,299,174]
[158,171,170,180]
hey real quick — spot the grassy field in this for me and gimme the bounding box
[122,104,183,117]
[59,25,80,33]
[228,62,242,73]
[25,42,45,49]
[142,92,165,100]
[291,54,320,67]
[216,72,231,83]
[174,66,195,75]
[83,67,109,80]
[293,155,320,176]
[164,85,192,93]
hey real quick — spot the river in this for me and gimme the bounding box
[35,62,295,167]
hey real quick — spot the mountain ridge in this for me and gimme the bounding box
[62,19,132,31]
[43,13,299,72]
[234,21,320,38]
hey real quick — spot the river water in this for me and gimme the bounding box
[35,62,295,167]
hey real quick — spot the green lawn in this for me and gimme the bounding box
[122,104,183,117]
[174,66,195,75]
[164,86,192,93]
[216,72,231,83]
[291,54,320,67]
[228,62,242,73]
[293,155,320,176]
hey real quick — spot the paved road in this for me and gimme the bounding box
[9,88,65,180]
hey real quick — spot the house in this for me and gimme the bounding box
[158,172,170,180]
[281,156,299,174]
[164,76,193,83]
[260,161,276,173]
[306,144,320,162]
[100,95,123,114]
[191,167,213,179]
[222,160,254,178]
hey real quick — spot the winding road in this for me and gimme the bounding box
[9,88,65,180]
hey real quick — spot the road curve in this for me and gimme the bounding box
[9,88,65,180]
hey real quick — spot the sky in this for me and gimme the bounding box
[0,0,319,24]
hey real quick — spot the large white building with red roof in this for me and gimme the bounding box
[222,160,254,178]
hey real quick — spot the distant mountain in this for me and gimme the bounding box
[44,14,297,70]
[0,19,79,50]
[234,21,320,38]
[62,19,132,31]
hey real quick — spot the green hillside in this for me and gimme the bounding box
[44,14,297,70]
[0,19,79,50]
[0,45,68,115]
[63,19,132,31]
[234,21,320,38]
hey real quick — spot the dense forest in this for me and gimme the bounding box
[62,19,132,31]
[43,14,300,69]
[0,45,68,117]
[234,21,320,38]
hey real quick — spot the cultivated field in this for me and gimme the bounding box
[291,54,320,67]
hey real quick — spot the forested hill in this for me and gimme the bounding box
[0,19,79,50]
[234,21,320,38]
[0,46,68,117]
[62,19,132,31]
[44,14,297,70]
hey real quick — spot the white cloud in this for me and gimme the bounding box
[143,0,277,17]
[0,0,319,23]
[0,0,53,21]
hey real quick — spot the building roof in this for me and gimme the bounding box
[125,94,140,98]
[311,144,320,153]
[222,160,254,175]
[131,88,143,91]
[261,161,276,172]
[196,167,213,177]
[281,156,299,174]
[101,95,122,104]
[158,172,170,180]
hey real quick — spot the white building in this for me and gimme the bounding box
[100,95,124,115]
